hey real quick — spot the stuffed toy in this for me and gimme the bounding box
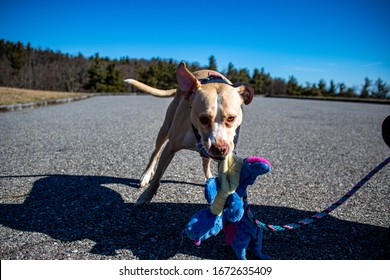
[183,153,271,260]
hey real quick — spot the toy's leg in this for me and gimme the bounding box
[231,233,250,260]
[251,228,271,260]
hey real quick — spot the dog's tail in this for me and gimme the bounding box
[124,79,176,97]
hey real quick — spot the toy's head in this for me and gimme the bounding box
[236,157,271,197]
[183,208,223,245]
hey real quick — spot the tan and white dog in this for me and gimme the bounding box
[125,62,254,204]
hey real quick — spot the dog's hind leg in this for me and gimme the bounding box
[136,141,178,204]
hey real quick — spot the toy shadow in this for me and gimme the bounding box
[0,174,388,260]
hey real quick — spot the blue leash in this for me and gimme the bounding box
[253,156,390,232]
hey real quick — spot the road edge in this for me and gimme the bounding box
[0,95,96,113]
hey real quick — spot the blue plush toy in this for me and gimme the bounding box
[183,155,271,260]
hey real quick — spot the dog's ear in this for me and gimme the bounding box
[176,62,201,99]
[233,83,254,105]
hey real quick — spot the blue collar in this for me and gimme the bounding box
[198,74,230,85]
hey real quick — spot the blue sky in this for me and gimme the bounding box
[1,0,389,88]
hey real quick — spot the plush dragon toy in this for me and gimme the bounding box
[183,153,272,260]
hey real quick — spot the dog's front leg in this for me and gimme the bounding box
[202,157,212,180]
[136,142,177,205]
[139,130,168,188]
[139,95,181,188]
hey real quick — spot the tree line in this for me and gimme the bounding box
[0,39,389,99]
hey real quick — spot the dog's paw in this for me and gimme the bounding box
[135,192,153,205]
[139,172,152,188]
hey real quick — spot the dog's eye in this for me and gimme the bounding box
[200,116,210,125]
[227,116,235,122]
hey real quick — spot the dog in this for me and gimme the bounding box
[125,62,254,204]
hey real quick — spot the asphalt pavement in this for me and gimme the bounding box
[0,96,389,260]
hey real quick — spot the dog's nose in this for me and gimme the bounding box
[210,143,228,156]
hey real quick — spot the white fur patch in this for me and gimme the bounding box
[209,95,228,145]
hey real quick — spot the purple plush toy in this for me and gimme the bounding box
[183,156,271,260]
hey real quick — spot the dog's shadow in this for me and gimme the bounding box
[0,174,388,259]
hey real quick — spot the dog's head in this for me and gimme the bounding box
[176,62,254,159]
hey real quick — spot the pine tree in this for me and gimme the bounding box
[138,58,177,89]
[208,55,217,71]
[237,68,250,84]
[287,76,302,96]
[8,41,26,72]
[105,62,126,92]
[84,53,107,92]
[327,80,336,96]
[251,68,271,95]
[372,78,389,99]
[360,77,371,98]
[338,82,346,96]
[226,62,238,82]
[318,79,326,96]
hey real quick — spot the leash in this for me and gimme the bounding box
[252,156,390,232]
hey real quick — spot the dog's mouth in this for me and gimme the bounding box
[201,140,233,160]
[193,124,235,160]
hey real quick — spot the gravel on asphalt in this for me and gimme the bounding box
[0,95,389,260]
